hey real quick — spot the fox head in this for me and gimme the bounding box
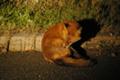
[64,20,81,45]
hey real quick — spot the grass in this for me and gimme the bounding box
[0,0,120,34]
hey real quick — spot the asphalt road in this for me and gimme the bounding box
[0,52,120,80]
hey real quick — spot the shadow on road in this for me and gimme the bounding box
[70,19,101,59]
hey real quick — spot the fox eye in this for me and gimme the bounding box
[64,23,69,28]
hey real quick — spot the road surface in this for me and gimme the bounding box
[0,52,120,80]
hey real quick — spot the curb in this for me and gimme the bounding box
[0,33,120,54]
[0,33,44,54]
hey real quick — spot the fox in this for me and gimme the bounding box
[42,20,94,67]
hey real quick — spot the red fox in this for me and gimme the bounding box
[42,20,93,67]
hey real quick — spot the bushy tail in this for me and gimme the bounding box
[54,57,96,67]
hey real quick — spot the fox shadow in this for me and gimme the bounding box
[70,18,101,59]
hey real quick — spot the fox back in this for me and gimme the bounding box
[42,20,81,63]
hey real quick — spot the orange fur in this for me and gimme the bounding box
[42,20,91,67]
[42,22,69,62]
[64,20,81,45]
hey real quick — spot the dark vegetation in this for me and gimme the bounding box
[0,0,120,35]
